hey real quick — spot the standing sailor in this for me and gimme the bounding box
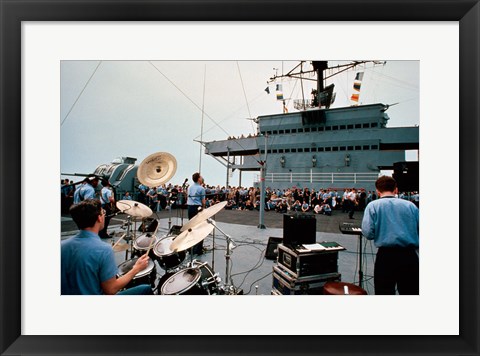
[187,172,206,255]
[99,179,114,239]
[73,175,99,204]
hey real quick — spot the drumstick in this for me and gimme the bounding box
[144,223,159,257]
[111,233,127,249]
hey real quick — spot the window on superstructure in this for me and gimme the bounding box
[298,128,304,133]
[304,148,310,153]
[355,146,361,150]
[325,126,331,131]
[285,149,291,153]
[363,145,370,150]
[311,147,317,152]
[272,149,278,154]
[304,128,310,133]
[291,129,297,134]
[363,123,370,128]
[266,131,272,135]
[318,126,324,131]
[371,123,378,128]
[260,150,265,154]
[347,124,354,129]
[332,147,339,151]
[325,147,331,152]
[340,125,346,130]
[272,130,278,135]
[298,148,304,153]
[318,147,324,152]
[311,127,317,132]
[278,149,284,153]
[291,148,297,153]
[355,124,362,129]
[267,150,272,154]
[279,130,284,134]
[340,146,346,151]
[285,129,291,134]
[332,126,339,130]
[347,146,354,151]
[371,145,378,150]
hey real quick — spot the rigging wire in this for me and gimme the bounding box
[199,64,207,173]
[148,61,262,165]
[61,61,102,127]
[236,61,255,133]
[193,92,265,140]
[148,61,230,137]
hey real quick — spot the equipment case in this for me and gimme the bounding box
[272,264,341,295]
[277,243,344,278]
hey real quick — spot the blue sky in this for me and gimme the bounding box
[60,60,419,186]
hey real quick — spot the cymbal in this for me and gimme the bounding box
[137,152,177,187]
[116,200,152,218]
[180,201,227,232]
[170,220,214,252]
[112,243,130,252]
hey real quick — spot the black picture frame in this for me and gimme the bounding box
[1,1,479,355]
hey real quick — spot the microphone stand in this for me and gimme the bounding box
[206,218,235,295]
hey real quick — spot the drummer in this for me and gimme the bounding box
[187,172,206,255]
[61,199,153,295]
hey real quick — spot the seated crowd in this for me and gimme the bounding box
[61,178,419,217]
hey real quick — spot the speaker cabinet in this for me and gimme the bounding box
[283,213,316,247]
[393,161,419,192]
[266,237,283,260]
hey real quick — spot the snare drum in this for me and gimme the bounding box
[117,257,157,289]
[132,233,159,260]
[160,261,218,295]
[153,236,186,270]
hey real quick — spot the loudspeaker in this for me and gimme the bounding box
[393,161,419,192]
[266,237,283,260]
[283,213,316,247]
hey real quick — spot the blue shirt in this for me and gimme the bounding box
[361,196,419,248]
[100,187,113,205]
[73,183,96,204]
[187,183,205,206]
[61,230,117,295]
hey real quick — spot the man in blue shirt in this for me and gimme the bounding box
[99,179,115,239]
[73,175,99,204]
[361,176,419,295]
[187,172,206,255]
[61,199,152,295]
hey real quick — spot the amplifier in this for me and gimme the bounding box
[272,265,341,295]
[283,213,316,247]
[277,243,342,278]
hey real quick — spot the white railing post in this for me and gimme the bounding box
[331,173,334,184]
[354,173,357,184]
[310,169,313,183]
[290,172,293,183]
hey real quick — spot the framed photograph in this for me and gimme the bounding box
[1,0,478,355]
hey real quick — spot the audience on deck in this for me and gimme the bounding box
[62,177,419,217]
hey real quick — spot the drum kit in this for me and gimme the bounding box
[111,152,238,295]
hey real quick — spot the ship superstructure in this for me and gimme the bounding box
[202,61,419,191]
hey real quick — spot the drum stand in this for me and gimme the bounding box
[206,218,236,294]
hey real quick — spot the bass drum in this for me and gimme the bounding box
[153,235,186,271]
[117,257,156,289]
[160,261,218,295]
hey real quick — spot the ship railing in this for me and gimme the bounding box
[256,172,380,184]
[293,99,314,110]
